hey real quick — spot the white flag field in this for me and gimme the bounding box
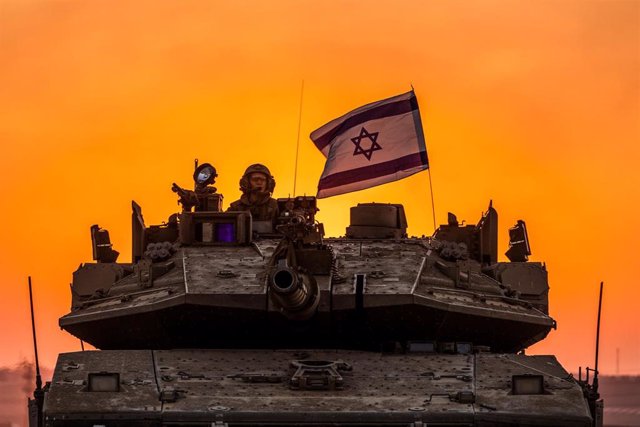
[310,91,429,199]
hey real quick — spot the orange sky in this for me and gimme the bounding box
[0,0,638,375]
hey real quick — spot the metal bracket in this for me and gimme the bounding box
[217,270,237,278]
[62,362,80,371]
[177,370,208,380]
[228,372,284,383]
[454,390,476,403]
[159,388,184,403]
[289,360,351,391]
[136,259,153,288]
[424,391,475,404]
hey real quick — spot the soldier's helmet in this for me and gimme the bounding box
[239,163,276,194]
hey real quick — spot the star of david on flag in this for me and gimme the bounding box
[310,90,429,198]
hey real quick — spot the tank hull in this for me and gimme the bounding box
[43,349,592,426]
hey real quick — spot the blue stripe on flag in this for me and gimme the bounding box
[313,95,419,152]
[318,151,428,191]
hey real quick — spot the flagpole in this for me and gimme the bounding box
[293,80,305,196]
[428,168,437,232]
[411,84,436,232]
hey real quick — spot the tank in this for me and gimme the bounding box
[30,162,603,426]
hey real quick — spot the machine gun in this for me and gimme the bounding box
[275,196,323,244]
[172,162,222,212]
[266,196,327,320]
[171,182,200,212]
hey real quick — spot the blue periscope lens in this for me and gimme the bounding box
[215,223,235,243]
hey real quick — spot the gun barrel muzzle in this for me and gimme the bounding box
[269,265,319,320]
[272,268,297,293]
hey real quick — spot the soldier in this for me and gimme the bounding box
[228,164,279,222]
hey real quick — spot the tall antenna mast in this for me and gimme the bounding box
[577,280,605,425]
[593,281,604,394]
[28,276,44,427]
[293,80,305,196]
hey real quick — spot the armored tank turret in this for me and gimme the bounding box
[31,162,602,426]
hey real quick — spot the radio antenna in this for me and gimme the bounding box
[593,281,604,394]
[577,280,605,424]
[293,80,304,196]
[28,276,44,427]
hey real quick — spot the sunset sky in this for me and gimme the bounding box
[0,0,638,376]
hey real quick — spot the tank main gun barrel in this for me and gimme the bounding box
[269,260,319,321]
